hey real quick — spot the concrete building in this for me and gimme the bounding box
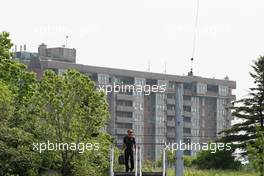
[14,44,236,161]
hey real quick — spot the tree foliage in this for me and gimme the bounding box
[193,149,241,170]
[247,127,264,176]
[220,56,264,153]
[0,32,40,175]
[27,69,111,175]
[0,31,112,176]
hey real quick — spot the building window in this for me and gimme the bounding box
[183,96,191,101]
[219,85,228,96]
[197,83,207,94]
[169,82,175,89]
[207,84,218,92]
[184,106,191,112]
[184,116,191,123]
[183,128,191,134]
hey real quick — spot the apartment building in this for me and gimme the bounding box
[14,44,236,161]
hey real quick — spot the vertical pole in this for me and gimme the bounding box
[110,146,114,176]
[162,148,166,176]
[175,83,184,176]
[139,146,142,176]
[65,35,69,48]
[135,146,138,176]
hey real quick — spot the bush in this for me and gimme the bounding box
[193,149,241,170]
[184,156,194,167]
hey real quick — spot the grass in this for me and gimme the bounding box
[166,168,256,176]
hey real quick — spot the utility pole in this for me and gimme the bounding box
[175,83,184,176]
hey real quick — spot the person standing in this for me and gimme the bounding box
[122,129,136,172]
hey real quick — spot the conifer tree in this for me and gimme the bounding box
[221,56,264,154]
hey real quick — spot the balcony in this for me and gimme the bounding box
[116,128,128,135]
[183,111,192,117]
[116,105,134,112]
[183,127,191,137]
[167,98,176,105]
[116,94,134,101]
[183,133,191,137]
[167,120,175,127]
[167,88,176,93]
[183,100,192,106]
[116,116,134,123]
[167,110,176,116]
[184,90,193,96]
[183,122,192,128]
[167,131,175,138]
[206,91,218,97]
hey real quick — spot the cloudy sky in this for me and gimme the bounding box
[1,0,264,99]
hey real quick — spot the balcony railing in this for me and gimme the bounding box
[183,100,192,106]
[116,94,134,101]
[167,98,176,105]
[167,120,175,127]
[183,111,192,117]
[116,105,134,112]
[183,122,192,128]
[116,116,134,123]
[167,110,176,116]
[116,128,128,135]
[167,131,175,138]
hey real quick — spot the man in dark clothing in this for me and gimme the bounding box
[122,129,136,172]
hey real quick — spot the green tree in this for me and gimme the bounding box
[0,31,113,175]
[0,32,40,175]
[0,82,40,175]
[27,69,111,175]
[221,56,264,154]
[0,81,14,122]
[0,32,13,60]
[247,127,264,176]
[0,31,36,127]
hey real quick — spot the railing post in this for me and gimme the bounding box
[139,146,142,176]
[110,146,114,176]
[162,148,166,176]
[135,146,138,176]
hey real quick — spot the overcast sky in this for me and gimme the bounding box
[1,0,264,99]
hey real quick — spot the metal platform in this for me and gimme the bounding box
[114,172,163,176]
[142,172,163,176]
[114,172,135,176]
[110,146,166,176]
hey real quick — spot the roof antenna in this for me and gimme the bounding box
[189,0,200,76]
[188,58,194,76]
[65,35,69,48]
[163,61,167,74]
[147,60,151,72]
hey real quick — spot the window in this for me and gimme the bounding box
[184,106,191,112]
[202,108,205,116]
[169,82,175,89]
[184,116,191,123]
[183,96,191,101]
[184,83,192,90]
[98,74,109,84]
[183,128,191,134]
[197,83,207,94]
[219,85,228,96]
[207,84,218,92]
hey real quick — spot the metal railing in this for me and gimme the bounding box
[110,145,166,176]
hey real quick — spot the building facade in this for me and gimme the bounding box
[15,44,236,161]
